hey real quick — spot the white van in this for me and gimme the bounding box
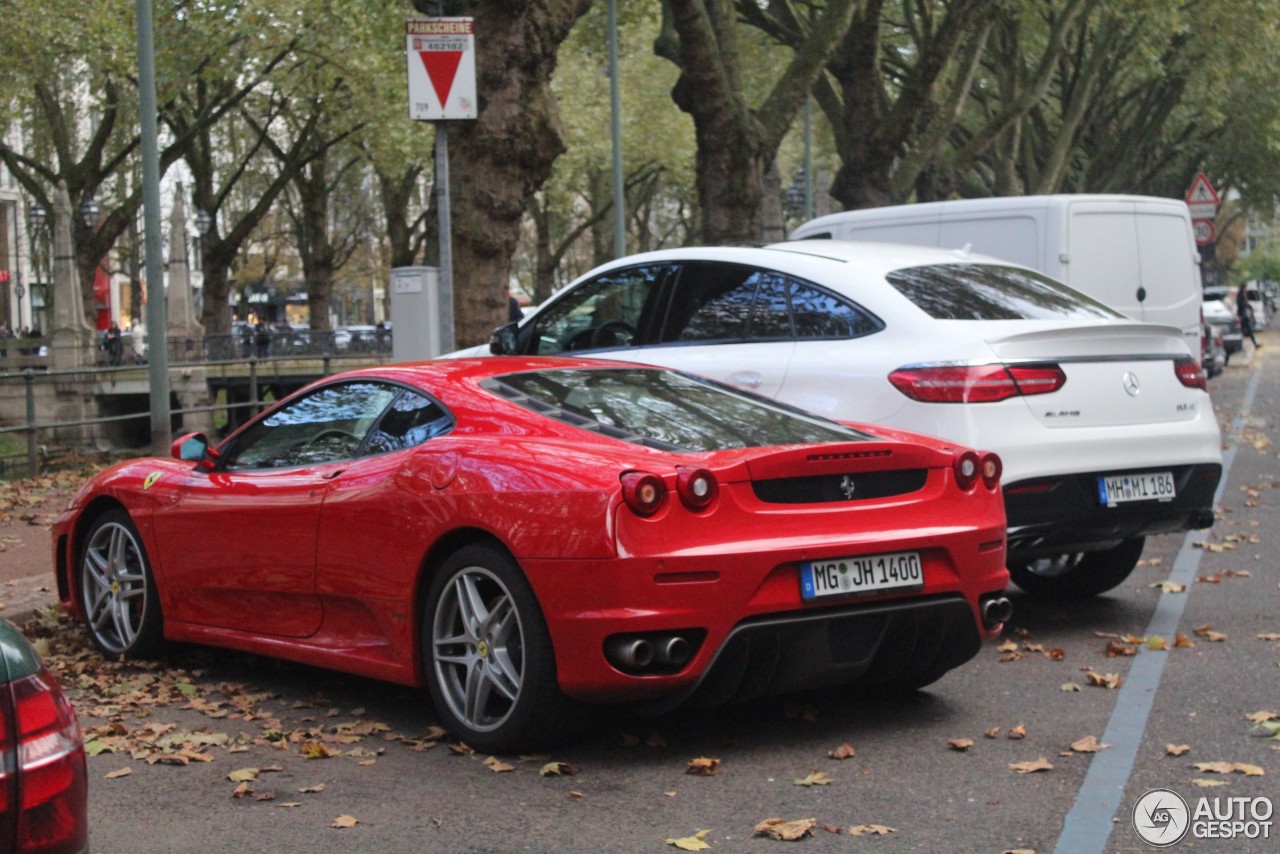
[790,195,1203,354]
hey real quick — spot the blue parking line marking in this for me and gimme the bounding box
[1053,366,1259,854]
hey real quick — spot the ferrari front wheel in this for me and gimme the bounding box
[78,509,165,657]
[423,543,586,752]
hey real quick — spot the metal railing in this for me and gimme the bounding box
[0,335,394,478]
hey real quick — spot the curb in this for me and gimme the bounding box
[0,573,60,628]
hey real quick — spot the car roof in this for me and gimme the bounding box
[570,241,1026,284]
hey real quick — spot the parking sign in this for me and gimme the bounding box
[406,18,477,121]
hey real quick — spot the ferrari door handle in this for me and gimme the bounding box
[728,371,762,388]
[321,469,345,480]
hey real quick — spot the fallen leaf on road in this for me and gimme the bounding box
[848,824,895,836]
[1147,636,1168,651]
[1150,581,1186,593]
[331,815,357,829]
[1070,736,1110,753]
[1257,633,1280,641]
[1193,625,1228,642]
[665,829,712,850]
[1174,633,1195,648]
[227,767,259,782]
[686,757,721,776]
[1083,670,1122,689]
[539,761,577,777]
[948,738,974,751]
[755,818,816,841]
[299,784,325,794]
[1009,758,1054,774]
[1008,725,1027,740]
[1166,744,1190,757]
[984,727,1001,738]
[1193,778,1229,787]
[793,771,832,787]
[1060,682,1082,692]
[1246,710,1280,723]
[1105,641,1137,657]
[105,767,132,779]
[483,756,514,773]
[828,742,856,760]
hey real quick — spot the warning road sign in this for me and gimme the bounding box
[406,18,476,121]
[1184,172,1220,220]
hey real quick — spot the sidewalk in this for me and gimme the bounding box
[0,475,75,625]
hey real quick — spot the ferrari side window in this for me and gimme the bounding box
[362,391,454,455]
[223,382,398,469]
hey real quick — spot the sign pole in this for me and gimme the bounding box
[433,122,454,353]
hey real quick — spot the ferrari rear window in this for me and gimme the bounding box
[482,368,870,451]
[887,263,1124,320]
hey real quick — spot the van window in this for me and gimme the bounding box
[886,264,1124,321]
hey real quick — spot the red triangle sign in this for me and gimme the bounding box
[418,51,464,108]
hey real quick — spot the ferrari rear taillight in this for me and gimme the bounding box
[676,467,718,512]
[1174,356,1207,391]
[621,471,667,517]
[980,452,1002,490]
[954,451,980,491]
[889,363,1065,403]
[0,668,88,854]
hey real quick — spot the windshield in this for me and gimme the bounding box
[887,263,1124,321]
[482,367,870,452]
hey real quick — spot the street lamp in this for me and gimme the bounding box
[25,201,50,332]
[193,208,211,275]
[79,198,100,228]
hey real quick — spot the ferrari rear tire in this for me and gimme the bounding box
[424,543,586,752]
[1008,537,1146,598]
[77,509,165,657]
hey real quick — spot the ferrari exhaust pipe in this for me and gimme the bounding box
[606,637,654,670]
[658,636,691,667]
[981,596,1013,629]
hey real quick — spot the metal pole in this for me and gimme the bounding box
[803,98,814,221]
[24,369,38,476]
[136,0,172,453]
[11,202,24,329]
[608,0,626,258]
[434,124,454,353]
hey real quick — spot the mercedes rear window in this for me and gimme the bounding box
[887,263,1124,321]
[482,367,870,452]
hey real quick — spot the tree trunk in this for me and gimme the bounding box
[441,0,593,349]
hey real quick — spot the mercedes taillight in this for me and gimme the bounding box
[0,667,89,854]
[889,363,1066,403]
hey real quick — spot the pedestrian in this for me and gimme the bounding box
[1237,282,1261,348]
[508,293,524,323]
[104,321,124,366]
[254,320,270,357]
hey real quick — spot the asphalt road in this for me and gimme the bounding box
[21,336,1279,854]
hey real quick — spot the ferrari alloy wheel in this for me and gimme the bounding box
[78,509,164,657]
[424,543,585,752]
[1008,536,1146,598]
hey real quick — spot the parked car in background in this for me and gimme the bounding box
[53,357,1010,751]
[1202,286,1243,361]
[789,195,1205,358]
[472,241,1222,598]
[1202,321,1226,378]
[0,618,89,854]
